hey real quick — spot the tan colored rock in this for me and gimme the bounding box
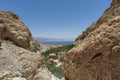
[12,77,26,80]
[0,42,44,80]
[29,38,63,53]
[47,58,55,65]
[0,11,32,49]
[0,24,4,39]
[112,0,120,6]
[0,41,60,80]
[0,11,61,80]
[58,52,66,61]
[54,59,63,67]
[61,77,65,80]
[33,66,60,80]
[0,24,4,47]
[0,11,60,52]
[49,53,57,59]
[47,57,62,66]
[29,39,43,52]
[63,0,120,80]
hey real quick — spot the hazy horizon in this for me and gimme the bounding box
[35,37,75,45]
[34,36,75,40]
[0,0,112,38]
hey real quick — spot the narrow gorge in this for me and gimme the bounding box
[0,0,120,80]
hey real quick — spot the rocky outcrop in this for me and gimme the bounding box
[0,11,58,52]
[0,11,61,80]
[0,41,43,80]
[0,11,32,49]
[0,41,60,80]
[29,38,63,53]
[63,0,120,80]
[111,0,120,6]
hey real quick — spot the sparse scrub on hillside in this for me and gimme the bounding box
[42,44,74,56]
[41,44,74,79]
[46,64,63,79]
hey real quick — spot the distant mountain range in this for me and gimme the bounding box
[34,37,75,45]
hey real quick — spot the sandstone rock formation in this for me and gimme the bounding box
[63,0,120,80]
[29,39,63,53]
[0,11,32,49]
[0,41,60,80]
[49,53,57,59]
[0,11,60,80]
[0,11,59,52]
[0,41,44,80]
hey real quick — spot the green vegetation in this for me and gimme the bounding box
[41,44,74,79]
[46,64,63,78]
[42,44,74,57]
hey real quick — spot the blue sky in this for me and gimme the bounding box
[0,0,112,38]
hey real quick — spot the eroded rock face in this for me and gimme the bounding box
[0,42,60,80]
[63,0,120,80]
[0,11,32,49]
[0,11,61,80]
[0,42,44,80]
[112,0,120,6]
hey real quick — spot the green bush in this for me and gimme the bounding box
[46,64,63,79]
[42,44,74,56]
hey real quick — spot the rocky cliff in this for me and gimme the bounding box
[0,11,32,49]
[0,41,60,80]
[0,11,60,80]
[63,0,120,80]
[0,11,58,52]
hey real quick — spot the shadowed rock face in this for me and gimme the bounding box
[0,11,32,49]
[0,24,4,46]
[63,0,120,80]
[112,0,120,6]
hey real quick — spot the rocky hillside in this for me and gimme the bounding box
[0,11,58,53]
[63,0,120,80]
[0,11,31,49]
[0,41,60,80]
[0,11,60,80]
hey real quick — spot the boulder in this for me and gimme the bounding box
[57,52,66,62]
[33,66,60,80]
[0,11,61,80]
[0,42,44,80]
[0,11,32,49]
[54,59,63,67]
[47,58,55,65]
[63,0,120,80]
[61,77,65,80]
[0,41,60,80]
[49,53,57,59]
